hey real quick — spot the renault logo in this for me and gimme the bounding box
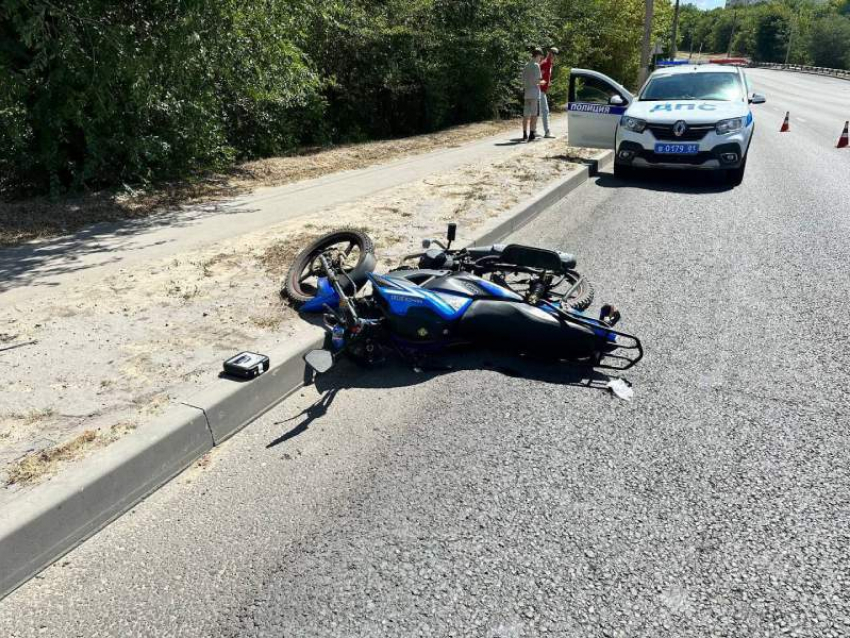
[673,120,688,137]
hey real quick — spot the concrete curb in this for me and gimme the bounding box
[0,405,211,598]
[0,149,612,600]
[474,155,606,247]
[183,326,326,445]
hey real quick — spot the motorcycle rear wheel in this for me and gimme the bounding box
[282,229,375,306]
[559,273,594,311]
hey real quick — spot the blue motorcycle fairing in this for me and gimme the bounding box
[368,272,473,320]
[471,277,523,300]
[301,277,340,313]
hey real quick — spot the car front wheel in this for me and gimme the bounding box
[727,161,746,186]
[614,162,635,180]
[726,155,747,186]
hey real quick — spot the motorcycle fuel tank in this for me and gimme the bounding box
[369,271,518,342]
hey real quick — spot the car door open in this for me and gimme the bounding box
[568,69,634,149]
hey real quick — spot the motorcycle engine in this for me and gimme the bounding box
[418,248,454,270]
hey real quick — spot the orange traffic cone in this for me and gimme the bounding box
[780,111,790,133]
[838,121,849,148]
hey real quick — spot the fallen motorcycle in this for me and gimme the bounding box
[281,224,643,374]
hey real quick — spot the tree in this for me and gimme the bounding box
[753,6,792,63]
[808,16,850,68]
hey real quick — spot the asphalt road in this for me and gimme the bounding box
[2,69,849,638]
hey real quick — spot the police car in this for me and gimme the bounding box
[566,64,766,185]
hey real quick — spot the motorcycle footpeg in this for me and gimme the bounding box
[322,310,342,330]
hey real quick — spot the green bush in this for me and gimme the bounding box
[1,0,674,197]
[0,0,320,194]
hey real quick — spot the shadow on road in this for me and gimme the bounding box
[267,350,618,448]
[594,169,735,194]
[493,138,527,147]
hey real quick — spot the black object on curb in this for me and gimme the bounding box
[223,352,270,380]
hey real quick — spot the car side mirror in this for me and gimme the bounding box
[609,95,626,106]
[304,349,334,374]
[749,93,766,104]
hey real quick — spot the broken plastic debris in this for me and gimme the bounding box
[606,378,634,401]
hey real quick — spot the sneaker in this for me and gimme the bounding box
[528,131,536,142]
[522,131,528,141]
[543,133,556,139]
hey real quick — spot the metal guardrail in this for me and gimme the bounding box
[751,62,850,81]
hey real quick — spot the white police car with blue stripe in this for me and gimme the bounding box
[567,64,765,186]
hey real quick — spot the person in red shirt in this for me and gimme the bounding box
[539,47,559,139]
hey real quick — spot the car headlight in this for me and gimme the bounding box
[716,117,744,135]
[620,116,647,133]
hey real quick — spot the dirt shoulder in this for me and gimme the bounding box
[0,119,521,247]
[0,131,599,496]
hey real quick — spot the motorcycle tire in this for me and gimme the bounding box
[561,275,594,312]
[282,229,376,307]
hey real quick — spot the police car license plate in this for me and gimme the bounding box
[654,143,699,155]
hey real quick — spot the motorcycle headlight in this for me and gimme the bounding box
[716,117,744,135]
[620,116,647,133]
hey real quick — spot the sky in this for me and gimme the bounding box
[683,0,726,9]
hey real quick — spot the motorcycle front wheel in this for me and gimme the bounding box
[282,229,376,307]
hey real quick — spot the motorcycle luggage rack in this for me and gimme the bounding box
[594,331,643,371]
[554,308,644,371]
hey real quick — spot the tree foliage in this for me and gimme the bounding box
[1,0,672,196]
[675,0,850,68]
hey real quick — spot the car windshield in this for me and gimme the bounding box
[640,72,743,102]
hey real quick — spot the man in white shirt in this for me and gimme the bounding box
[521,48,545,141]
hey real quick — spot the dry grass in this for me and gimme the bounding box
[250,313,287,330]
[5,423,136,486]
[6,430,98,485]
[129,392,169,415]
[165,281,201,302]
[257,230,331,277]
[0,118,520,247]
[9,408,55,426]
[234,119,518,187]
[198,251,239,277]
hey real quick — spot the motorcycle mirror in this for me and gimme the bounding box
[304,349,334,374]
[447,223,457,243]
[421,238,432,249]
